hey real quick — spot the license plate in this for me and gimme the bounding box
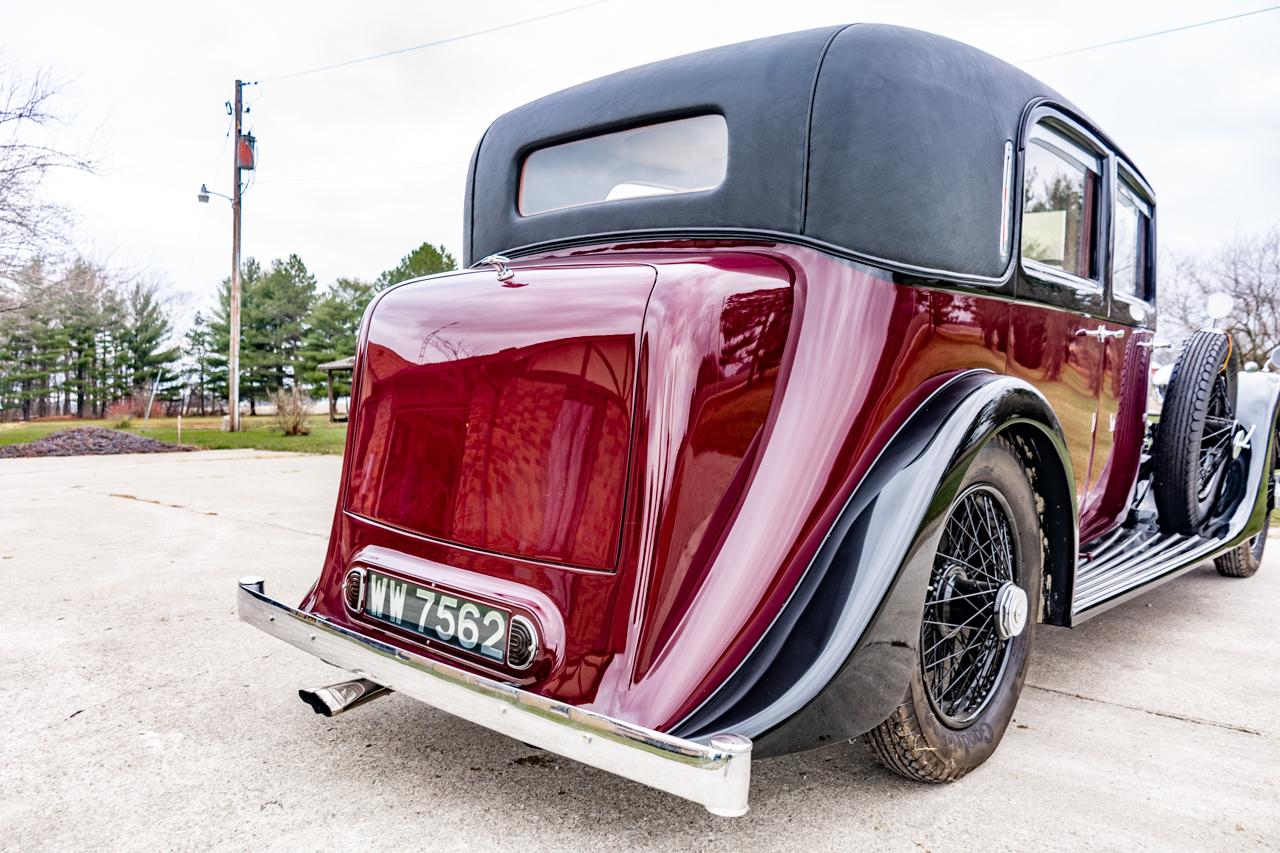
[362,570,508,663]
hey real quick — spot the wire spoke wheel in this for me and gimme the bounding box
[921,485,1018,727]
[1197,377,1234,501]
[865,437,1040,782]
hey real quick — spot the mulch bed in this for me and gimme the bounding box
[0,427,195,458]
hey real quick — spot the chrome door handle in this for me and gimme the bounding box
[1076,325,1123,340]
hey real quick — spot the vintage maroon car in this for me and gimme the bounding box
[239,25,1279,815]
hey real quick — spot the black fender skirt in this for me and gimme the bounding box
[671,370,1075,756]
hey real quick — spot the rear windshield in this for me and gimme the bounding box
[518,114,728,216]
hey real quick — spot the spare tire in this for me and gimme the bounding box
[1152,330,1239,534]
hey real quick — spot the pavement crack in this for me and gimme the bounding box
[77,486,324,538]
[1026,683,1266,736]
[108,492,218,516]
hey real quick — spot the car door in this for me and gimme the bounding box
[1007,115,1111,507]
[1078,164,1157,542]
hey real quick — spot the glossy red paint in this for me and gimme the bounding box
[1006,302,1151,541]
[300,239,1138,731]
[345,264,654,570]
[1007,301,1104,502]
[1078,324,1152,543]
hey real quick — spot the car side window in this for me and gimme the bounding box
[1021,125,1102,281]
[1113,177,1153,302]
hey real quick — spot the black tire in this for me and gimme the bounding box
[1214,430,1277,578]
[863,436,1043,782]
[1152,330,1239,534]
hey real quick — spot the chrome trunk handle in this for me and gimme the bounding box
[475,254,514,282]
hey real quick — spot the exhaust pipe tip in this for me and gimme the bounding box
[298,678,392,717]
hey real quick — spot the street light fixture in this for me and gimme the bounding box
[197,183,231,204]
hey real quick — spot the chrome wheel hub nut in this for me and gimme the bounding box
[994,582,1028,640]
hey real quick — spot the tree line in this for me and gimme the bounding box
[6,227,1280,421]
[1,55,459,422]
[0,242,455,421]
[193,241,456,415]
[0,260,176,419]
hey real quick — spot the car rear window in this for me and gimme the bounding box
[518,114,728,216]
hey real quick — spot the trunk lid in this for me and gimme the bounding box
[345,263,655,570]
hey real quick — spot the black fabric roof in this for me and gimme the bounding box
[464,24,1106,279]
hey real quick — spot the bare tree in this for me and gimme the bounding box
[0,62,91,306]
[1162,228,1280,366]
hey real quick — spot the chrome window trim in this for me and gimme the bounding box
[1029,123,1103,174]
[1116,161,1156,210]
[999,139,1014,261]
[1110,290,1154,326]
[1018,112,1109,290]
[1117,179,1152,218]
[1111,161,1156,308]
[1023,257,1104,292]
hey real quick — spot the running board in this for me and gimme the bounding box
[1071,371,1278,620]
[1072,527,1221,617]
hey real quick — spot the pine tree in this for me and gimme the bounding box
[122,280,180,400]
[299,277,374,396]
[255,254,316,392]
[376,242,456,288]
[211,255,314,414]
[182,310,214,415]
[59,261,108,417]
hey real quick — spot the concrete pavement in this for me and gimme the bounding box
[1,450,1277,851]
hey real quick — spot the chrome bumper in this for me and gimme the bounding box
[236,578,752,816]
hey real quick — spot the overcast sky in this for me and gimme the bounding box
[6,0,1278,319]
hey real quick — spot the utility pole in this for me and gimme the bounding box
[229,79,244,432]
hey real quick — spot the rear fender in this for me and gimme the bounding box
[672,372,1075,755]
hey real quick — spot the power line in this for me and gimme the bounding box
[1018,4,1280,63]
[243,4,1276,188]
[258,0,612,83]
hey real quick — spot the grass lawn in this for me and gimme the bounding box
[0,414,347,454]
